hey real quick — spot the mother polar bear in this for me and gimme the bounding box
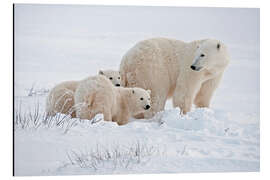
[119,38,230,118]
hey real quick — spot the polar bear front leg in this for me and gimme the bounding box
[173,75,202,114]
[115,114,129,126]
[103,110,112,122]
[194,73,223,108]
[173,91,193,114]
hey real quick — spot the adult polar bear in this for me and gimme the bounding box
[120,38,230,118]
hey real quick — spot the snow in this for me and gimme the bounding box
[14,4,259,175]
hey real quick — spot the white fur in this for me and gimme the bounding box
[46,70,121,118]
[74,75,151,125]
[120,38,230,117]
[99,69,122,86]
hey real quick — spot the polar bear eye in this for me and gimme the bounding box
[200,54,205,57]
[109,77,113,80]
[140,98,144,100]
[118,77,120,79]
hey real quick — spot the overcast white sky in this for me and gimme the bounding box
[15,5,259,44]
[14,4,259,75]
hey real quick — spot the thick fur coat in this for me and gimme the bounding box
[120,38,230,117]
[74,75,151,125]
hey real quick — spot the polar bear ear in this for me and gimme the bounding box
[99,70,104,75]
[147,89,151,95]
[217,43,220,50]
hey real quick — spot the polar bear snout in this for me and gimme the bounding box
[190,65,202,71]
[144,104,151,110]
[115,84,120,87]
[190,65,196,70]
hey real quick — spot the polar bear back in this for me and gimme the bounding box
[74,75,115,108]
[120,38,201,87]
[46,80,79,117]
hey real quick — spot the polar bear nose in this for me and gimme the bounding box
[145,105,151,110]
[115,84,120,87]
[190,65,196,70]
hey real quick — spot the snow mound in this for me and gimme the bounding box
[128,107,259,140]
[159,108,230,135]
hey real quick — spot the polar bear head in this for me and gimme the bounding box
[99,69,122,87]
[129,87,151,115]
[190,39,229,72]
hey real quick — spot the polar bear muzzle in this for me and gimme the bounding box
[144,104,151,110]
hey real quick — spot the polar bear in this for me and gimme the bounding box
[120,38,230,117]
[46,80,79,118]
[98,69,121,87]
[74,75,151,125]
[46,70,122,118]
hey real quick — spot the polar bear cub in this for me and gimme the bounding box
[74,75,151,125]
[46,70,121,118]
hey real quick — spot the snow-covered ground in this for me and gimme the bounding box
[14,5,260,175]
